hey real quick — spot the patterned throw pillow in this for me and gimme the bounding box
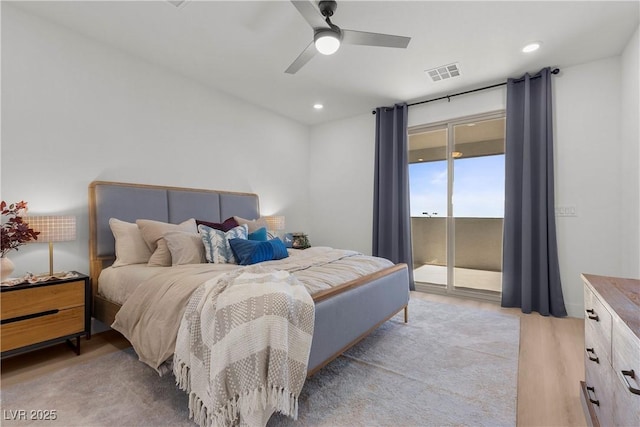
[198,224,248,264]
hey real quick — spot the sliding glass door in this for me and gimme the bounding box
[409,112,505,299]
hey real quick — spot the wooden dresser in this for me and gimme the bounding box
[580,274,639,427]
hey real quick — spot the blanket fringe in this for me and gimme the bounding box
[174,360,191,392]
[176,360,299,427]
[235,385,299,419]
[212,385,298,427]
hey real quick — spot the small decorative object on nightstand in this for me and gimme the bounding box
[291,232,311,249]
[1,200,40,280]
[0,272,91,358]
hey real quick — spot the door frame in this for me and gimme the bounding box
[409,110,505,303]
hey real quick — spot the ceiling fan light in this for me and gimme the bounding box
[522,42,541,53]
[314,31,341,55]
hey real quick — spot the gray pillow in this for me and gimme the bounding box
[163,231,206,265]
[137,218,197,266]
[233,216,268,233]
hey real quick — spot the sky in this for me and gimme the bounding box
[409,155,505,218]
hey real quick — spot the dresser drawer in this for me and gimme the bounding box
[613,378,640,427]
[584,286,613,362]
[0,281,84,320]
[611,317,640,426]
[585,356,616,426]
[584,325,608,376]
[0,306,85,352]
[581,274,640,427]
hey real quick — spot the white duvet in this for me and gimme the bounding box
[99,247,394,304]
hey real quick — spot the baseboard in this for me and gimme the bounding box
[565,301,583,318]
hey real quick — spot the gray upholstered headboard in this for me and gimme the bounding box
[88,181,260,294]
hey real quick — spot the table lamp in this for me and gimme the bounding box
[26,215,76,276]
[264,215,285,239]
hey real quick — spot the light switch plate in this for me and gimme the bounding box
[555,205,577,217]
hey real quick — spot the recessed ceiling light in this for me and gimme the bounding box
[313,104,324,110]
[522,42,541,53]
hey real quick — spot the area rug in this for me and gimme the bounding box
[0,298,519,426]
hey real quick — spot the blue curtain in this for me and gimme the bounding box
[373,103,414,290]
[502,68,566,316]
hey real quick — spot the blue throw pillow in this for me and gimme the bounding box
[229,238,289,266]
[269,237,289,259]
[248,227,268,242]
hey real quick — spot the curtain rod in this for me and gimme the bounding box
[372,67,560,114]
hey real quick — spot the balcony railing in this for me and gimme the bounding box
[411,217,503,293]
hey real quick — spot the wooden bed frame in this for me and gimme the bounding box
[88,181,410,375]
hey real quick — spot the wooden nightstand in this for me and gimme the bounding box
[0,272,91,358]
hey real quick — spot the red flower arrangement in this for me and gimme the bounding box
[1,201,40,258]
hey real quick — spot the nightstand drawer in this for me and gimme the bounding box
[0,306,85,352]
[0,281,84,320]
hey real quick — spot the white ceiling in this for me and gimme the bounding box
[9,0,640,126]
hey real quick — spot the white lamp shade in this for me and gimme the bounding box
[26,216,77,242]
[264,216,286,232]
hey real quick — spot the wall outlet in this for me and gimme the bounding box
[556,205,577,217]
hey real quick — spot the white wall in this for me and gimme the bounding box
[1,4,311,277]
[554,56,627,316]
[620,27,640,278]
[308,113,376,253]
[310,49,640,318]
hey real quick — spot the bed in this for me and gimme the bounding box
[88,180,410,425]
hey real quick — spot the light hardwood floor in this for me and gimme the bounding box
[1,291,586,426]
[411,291,587,427]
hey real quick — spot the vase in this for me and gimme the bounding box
[1,256,15,281]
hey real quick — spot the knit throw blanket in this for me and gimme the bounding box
[173,266,315,427]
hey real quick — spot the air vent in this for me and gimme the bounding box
[167,0,188,8]
[425,63,461,82]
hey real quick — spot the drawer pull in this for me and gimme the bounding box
[585,348,599,364]
[0,309,59,325]
[585,309,599,321]
[586,386,600,406]
[621,370,640,395]
[587,386,600,406]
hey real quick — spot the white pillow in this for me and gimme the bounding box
[233,216,268,233]
[109,218,152,267]
[136,218,197,267]
[199,224,248,264]
[164,231,206,265]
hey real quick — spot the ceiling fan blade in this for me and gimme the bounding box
[285,41,317,74]
[291,0,327,29]
[342,30,411,48]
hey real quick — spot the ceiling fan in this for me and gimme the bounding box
[285,0,411,74]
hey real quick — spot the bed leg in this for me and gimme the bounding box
[404,305,408,323]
